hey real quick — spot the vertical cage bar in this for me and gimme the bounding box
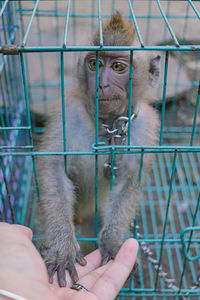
[145,0,152,45]
[35,10,48,123]
[19,53,39,200]
[0,157,16,223]
[110,147,115,191]
[128,0,144,47]
[155,150,177,289]
[160,51,169,146]
[2,63,14,121]
[97,0,103,47]
[22,0,40,47]
[60,52,67,173]
[95,51,100,238]
[91,0,95,36]
[128,50,133,146]
[63,0,71,48]
[156,0,180,47]
[54,0,60,46]
[190,82,200,146]
[95,51,99,145]
[0,6,15,119]
[72,0,77,65]
[18,1,32,109]
[0,74,10,126]
[138,149,144,184]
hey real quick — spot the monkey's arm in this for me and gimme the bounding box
[99,173,139,264]
[36,157,86,287]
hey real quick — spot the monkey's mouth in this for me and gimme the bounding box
[98,97,122,114]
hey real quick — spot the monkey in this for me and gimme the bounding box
[35,12,160,288]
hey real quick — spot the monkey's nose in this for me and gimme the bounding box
[99,83,110,95]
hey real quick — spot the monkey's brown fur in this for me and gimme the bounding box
[93,11,136,46]
[35,12,160,288]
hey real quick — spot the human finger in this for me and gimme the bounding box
[75,260,113,290]
[11,224,33,240]
[0,223,33,242]
[90,239,138,300]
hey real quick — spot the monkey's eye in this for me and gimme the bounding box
[112,62,126,72]
[88,59,102,71]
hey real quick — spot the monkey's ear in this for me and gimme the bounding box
[149,55,161,87]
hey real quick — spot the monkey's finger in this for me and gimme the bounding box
[40,246,48,259]
[101,254,112,265]
[57,264,67,287]
[60,249,102,287]
[46,262,57,284]
[76,251,87,266]
[67,260,79,283]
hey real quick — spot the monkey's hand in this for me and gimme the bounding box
[99,226,123,265]
[40,236,87,288]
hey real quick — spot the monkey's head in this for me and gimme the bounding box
[78,12,160,123]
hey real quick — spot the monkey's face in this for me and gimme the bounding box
[85,51,130,121]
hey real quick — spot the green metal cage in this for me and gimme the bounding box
[0,0,200,298]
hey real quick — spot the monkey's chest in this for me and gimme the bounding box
[68,154,110,218]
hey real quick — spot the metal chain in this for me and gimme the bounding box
[135,225,200,299]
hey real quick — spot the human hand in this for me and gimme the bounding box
[0,223,138,300]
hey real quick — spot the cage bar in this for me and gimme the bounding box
[190,82,200,146]
[128,0,144,47]
[156,0,180,47]
[22,0,40,47]
[188,0,200,20]
[63,0,71,48]
[97,0,103,47]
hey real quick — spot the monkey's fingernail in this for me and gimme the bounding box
[49,277,54,284]
[59,279,67,287]
[71,272,79,283]
[76,254,87,266]
[68,261,79,283]
[101,256,110,265]
[57,264,67,287]
[46,263,57,283]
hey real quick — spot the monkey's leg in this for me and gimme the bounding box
[36,160,86,287]
[99,175,139,264]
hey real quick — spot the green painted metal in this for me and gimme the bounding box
[97,0,103,46]
[156,0,180,47]
[160,51,169,146]
[22,0,40,47]
[60,51,67,173]
[128,0,144,47]
[0,1,200,299]
[63,0,71,48]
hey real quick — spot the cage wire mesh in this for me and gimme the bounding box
[0,0,200,298]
